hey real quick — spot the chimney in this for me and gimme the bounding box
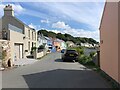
[4,4,14,16]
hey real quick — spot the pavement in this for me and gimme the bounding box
[0,58,38,71]
[13,58,38,67]
[2,52,111,88]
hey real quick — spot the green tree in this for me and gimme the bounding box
[37,29,99,45]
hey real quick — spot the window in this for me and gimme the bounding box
[32,42,34,48]
[8,24,23,34]
[32,31,33,40]
[28,42,30,51]
[2,30,8,40]
[28,30,30,39]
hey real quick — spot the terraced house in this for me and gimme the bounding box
[0,5,37,66]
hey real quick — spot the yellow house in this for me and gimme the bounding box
[0,5,37,66]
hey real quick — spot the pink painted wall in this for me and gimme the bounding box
[100,2,119,83]
[118,2,120,84]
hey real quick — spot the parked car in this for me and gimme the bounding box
[61,49,79,62]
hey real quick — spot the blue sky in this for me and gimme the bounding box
[0,1,105,41]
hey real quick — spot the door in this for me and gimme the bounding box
[19,45,23,58]
[14,44,23,60]
[14,44,19,60]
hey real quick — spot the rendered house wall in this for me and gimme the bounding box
[100,2,119,83]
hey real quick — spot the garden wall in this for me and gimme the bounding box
[0,40,12,68]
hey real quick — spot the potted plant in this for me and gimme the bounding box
[30,47,37,55]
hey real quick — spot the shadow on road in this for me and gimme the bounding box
[23,69,111,88]
[55,59,75,63]
[55,59,63,62]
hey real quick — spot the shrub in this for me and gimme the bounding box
[75,47,81,54]
[72,47,84,55]
[80,49,84,55]
[38,45,45,49]
[31,47,37,54]
[78,55,92,65]
[89,51,96,58]
[31,47,37,51]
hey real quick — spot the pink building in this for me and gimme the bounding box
[100,1,120,84]
[53,39,61,51]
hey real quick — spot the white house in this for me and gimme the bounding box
[81,43,94,48]
[37,32,47,48]
[60,40,67,50]
[66,41,75,47]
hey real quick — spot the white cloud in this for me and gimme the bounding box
[23,9,51,20]
[50,21,99,41]
[41,19,49,23]
[52,21,70,29]
[37,2,105,30]
[28,23,37,29]
[0,4,5,17]
[47,29,61,34]
[28,23,41,31]
[12,4,25,15]
[2,0,105,2]
[63,28,99,42]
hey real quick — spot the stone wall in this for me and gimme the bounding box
[0,40,12,68]
[33,49,47,59]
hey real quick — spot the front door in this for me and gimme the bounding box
[19,45,23,59]
[14,44,23,60]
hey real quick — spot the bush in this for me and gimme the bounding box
[70,47,84,55]
[31,47,37,51]
[38,45,45,49]
[89,51,96,58]
[80,49,84,55]
[78,55,92,65]
[31,47,37,54]
[75,47,81,54]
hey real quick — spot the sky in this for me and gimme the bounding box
[0,1,105,42]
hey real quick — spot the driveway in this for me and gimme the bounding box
[2,52,111,88]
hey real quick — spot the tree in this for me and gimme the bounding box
[37,29,99,45]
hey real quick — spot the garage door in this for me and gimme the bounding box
[14,44,23,60]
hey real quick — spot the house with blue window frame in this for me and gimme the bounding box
[37,32,47,47]
[45,37,54,52]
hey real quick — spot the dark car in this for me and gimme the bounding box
[61,49,79,62]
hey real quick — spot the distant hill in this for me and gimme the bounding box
[37,29,99,45]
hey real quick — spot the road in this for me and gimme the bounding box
[2,52,111,88]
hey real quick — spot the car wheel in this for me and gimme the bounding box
[63,59,65,62]
[75,60,78,62]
